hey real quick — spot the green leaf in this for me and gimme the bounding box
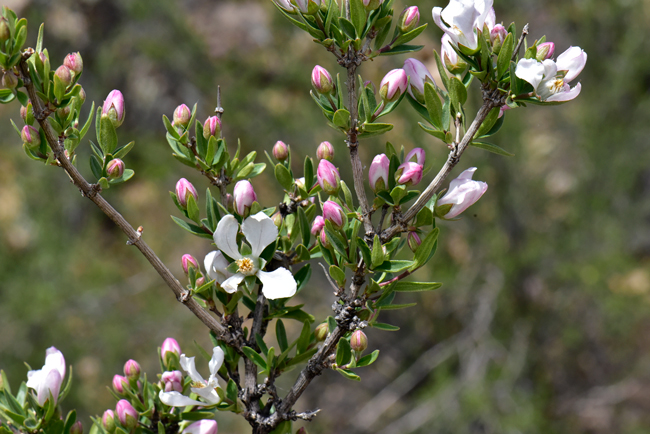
[276,320,288,353]
[392,281,442,292]
[180,411,217,421]
[380,44,424,56]
[332,108,351,130]
[340,180,354,209]
[336,338,352,367]
[298,206,310,247]
[474,107,501,138]
[359,122,393,138]
[242,346,267,370]
[424,82,443,130]
[448,76,467,111]
[336,368,361,381]
[186,193,200,223]
[329,265,346,287]
[294,263,312,292]
[324,222,349,261]
[171,216,212,239]
[372,322,400,331]
[98,114,118,154]
[497,32,515,80]
[296,321,312,354]
[433,50,450,91]
[356,349,379,367]
[373,260,412,273]
[379,302,418,310]
[371,234,384,268]
[113,141,135,159]
[274,163,294,190]
[350,0,366,37]
[338,17,357,39]
[391,23,428,47]
[470,140,514,157]
[304,156,314,190]
[409,227,439,271]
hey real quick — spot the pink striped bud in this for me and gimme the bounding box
[403,58,435,103]
[396,162,423,186]
[362,0,384,11]
[175,178,198,209]
[311,65,334,94]
[102,410,116,433]
[123,360,141,381]
[379,69,408,103]
[273,140,289,161]
[1,70,17,89]
[233,180,257,216]
[115,399,138,430]
[322,200,344,229]
[398,6,419,33]
[294,0,321,15]
[319,228,330,248]
[173,104,191,128]
[63,52,83,75]
[161,338,181,361]
[490,25,507,54]
[369,154,390,192]
[102,90,125,128]
[350,330,368,352]
[112,375,128,394]
[317,159,340,196]
[21,125,41,150]
[55,65,73,88]
[405,148,425,166]
[70,421,83,434]
[181,254,200,275]
[203,116,221,139]
[407,231,421,252]
[106,158,125,179]
[314,323,329,341]
[311,215,325,236]
[442,34,467,74]
[161,370,184,393]
[316,141,334,161]
[536,42,555,61]
[183,420,219,434]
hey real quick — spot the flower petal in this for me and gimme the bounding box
[257,268,297,300]
[190,386,221,405]
[556,46,587,82]
[242,212,278,258]
[456,167,477,180]
[44,347,66,380]
[204,250,232,284]
[180,355,205,384]
[37,369,62,406]
[222,273,245,294]
[515,58,545,91]
[159,391,205,407]
[214,215,242,260]
[209,347,224,378]
[546,82,582,102]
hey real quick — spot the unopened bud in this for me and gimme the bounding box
[311,215,325,236]
[322,200,344,229]
[161,338,181,363]
[319,228,330,248]
[224,193,234,212]
[77,87,86,105]
[195,276,205,287]
[123,359,141,381]
[115,399,138,431]
[536,42,555,61]
[173,104,191,128]
[490,25,507,54]
[112,375,128,394]
[368,154,390,192]
[20,100,31,121]
[311,65,334,95]
[106,159,125,179]
[379,69,408,103]
[2,70,18,89]
[0,18,10,43]
[398,6,419,33]
[362,0,384,11]
[396,162,423,186]
[21,125,41,150]
[183,420,218,434]
[175,178,198,209]
[161,370,183,393]
[203,116,221,139]
[102,410,116,433]
[317,159,340,196]
[63,52,83,75]
[272,211,283,227]
[102,90,125,128]
[55,65,73,88]
[70,421,83,434]
[293,0,321,15]
[233,180,257,216]
[181,254,200,275]
[272,140,289,161]
[350,330,368,352]
[407,231,421,252]
[315,323,329,341]
[316,141,334,161]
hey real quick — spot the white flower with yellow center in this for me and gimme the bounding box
[206,211,297,300]
[159,346,224,407]
[432,0,494,51]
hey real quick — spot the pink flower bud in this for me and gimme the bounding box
[203,116,222,139]
[102,410,116,433]
[407,231,421,252]
[403,58,434,103]
[311,65,334,94]
[1,70,17,89]
[112,375,128,394]
[181,254,200,275]
[123,360,141,381]
[317,159,340,196]
[275,0,295,12]
[273,140,289,161]
[442,34,467,74]
[350,330,368,352]
[294,0,321,15]
[195,276,205,287]
[316,141,334,161]
[161,338,181,361]
[319,228,330,248]
[115,399,138,430]
[322,200,344,229]
[490,25,507,54]
[70,421,83,434]
[55,65,73,88]
[106,159,125,179]
[272,211,283,227]
[21,125,41,150]
[63,52,83,75]
[175,178,198,209]
[183,419,218,434]
[436,167,488,218]
[0,18,9,43]
[369,154,390,192]
[233,180,257,216]
[536,42,555,61]
[379,69,408,103]
[311,215,325,236]
[102,90,125,128]
[224,193,234,212]
[20,100,31,121]
[161,370,184,393]
[396,162,423,186]
[398,6,419,33]
[405,148,425,166]
[78,87,86,105]
[173,104,191,128]
[315,323,329,341]
[362,0,384,11]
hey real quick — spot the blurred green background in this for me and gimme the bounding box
[1,0,650,433]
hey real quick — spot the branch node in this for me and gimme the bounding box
[126,226,144,245]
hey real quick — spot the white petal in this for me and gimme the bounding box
[190,386,221,405]
[204,250,232,284]
[44,347,66,380]
[214,215,242,260]
[159,391,205,407]
[221,273,245,293]
[456,167,477,180]
[36,369,61,406]
[26,369,43,389]
[209,347,224,377]
[180,355,205,384]
[242,212,278,257]
[556,46,587,82]
[546,82,582,102]
[257,268,297,300]
[515,58,545,91]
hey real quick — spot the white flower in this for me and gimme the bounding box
[515,46,587,102]
[204,250,232,284]
[436,167,488,218]
[26,347,66,406]
[208,212,297,300]
[432,0,494,51]
[159,347,224,407]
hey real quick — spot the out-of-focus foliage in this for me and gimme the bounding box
[0,0,649,433]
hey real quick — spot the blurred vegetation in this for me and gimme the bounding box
[1,0,650,433]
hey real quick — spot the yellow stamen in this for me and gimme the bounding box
[236,258,254,274]
[550,78,565,94]
[192,381,206,389]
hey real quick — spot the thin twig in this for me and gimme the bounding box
[512,24,529,61]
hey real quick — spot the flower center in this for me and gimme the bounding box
[549,78,565,94]
[451,25,465,38]
[236,258,255,275]
[192,381,206,389]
